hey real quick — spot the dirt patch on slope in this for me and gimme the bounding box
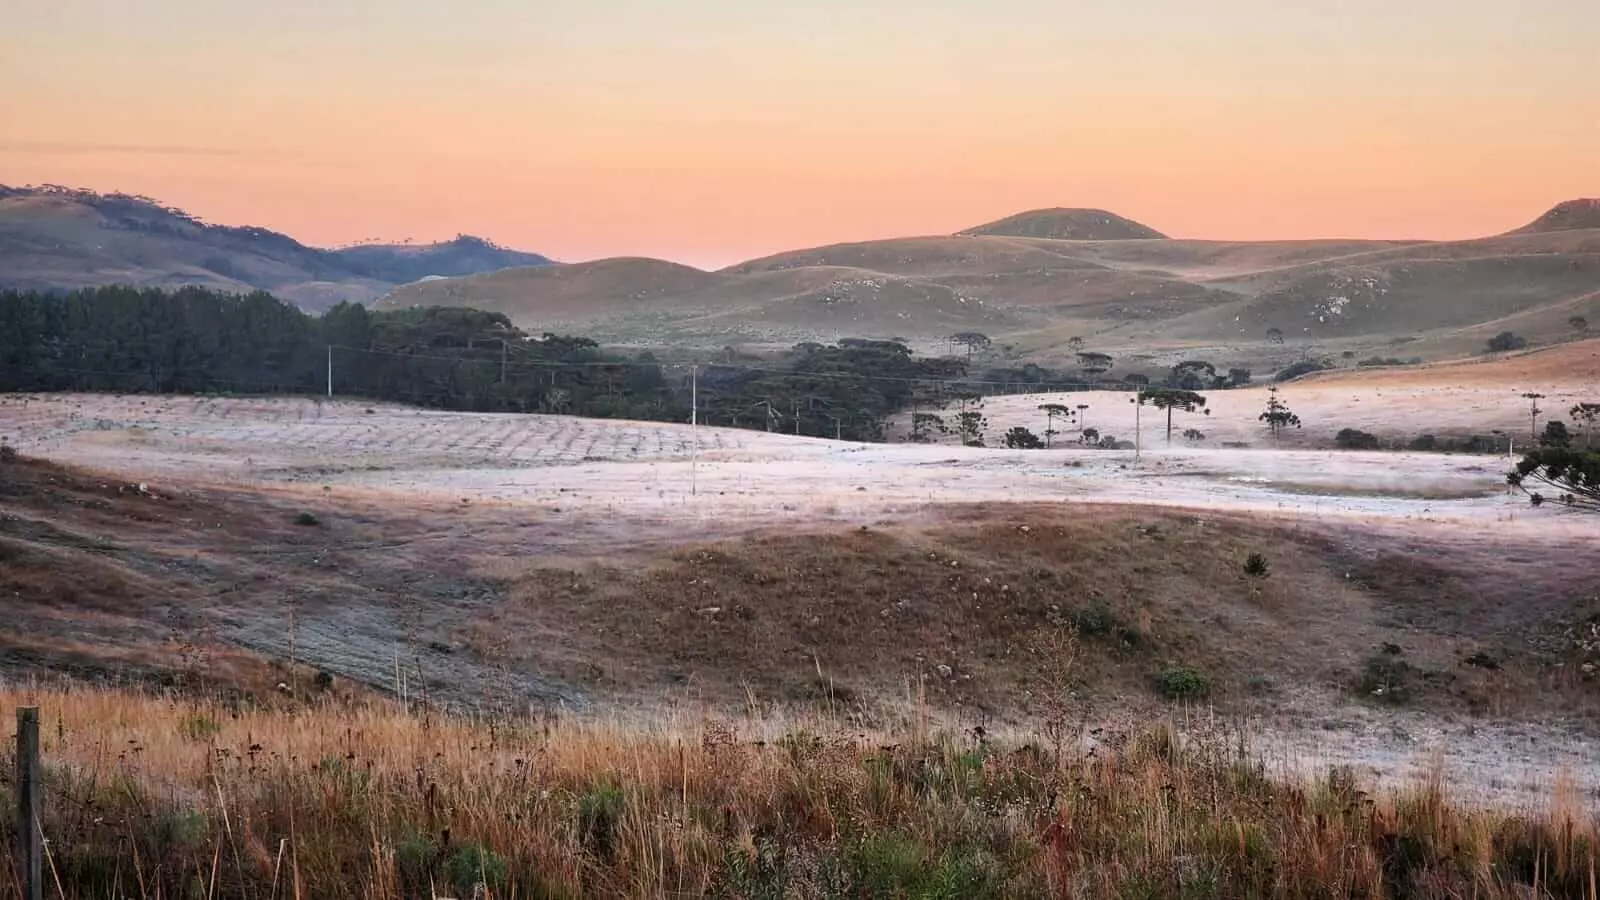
[471,505,1598,731]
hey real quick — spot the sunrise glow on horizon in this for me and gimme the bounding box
[3,0,1595,269]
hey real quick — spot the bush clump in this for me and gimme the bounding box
[1158,665,1212,700]
[442,843,508,898]
[1485,331,1527,353]
[1539,421,1572,448]
[1334,428,1381,450]
[1356,650,1414,705]
[293,511,320,527]
[1002,426,1045,450]
[579,784,627,860]
[0,442,16,463]
[1273,359,1333,382]
[1242,552,1270,578]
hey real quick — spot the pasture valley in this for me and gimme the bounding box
[3,192,1600,898]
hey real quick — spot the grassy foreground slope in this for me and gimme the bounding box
[5,452,1598,725]
[2,686,1597,899]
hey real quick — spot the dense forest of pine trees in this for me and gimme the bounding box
[0,286,974,442]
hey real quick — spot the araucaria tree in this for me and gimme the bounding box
[1507,447,1600,512]
[1138,388,1208,446]
[1521,392,1546,442]
[1038,403,1074,448]
[956,409,988,447]
[1570,402,1600,449]
[949,332,992,361]
[1258,386,1302,444]
[1076,351,1114,379]
[910,412,946,443]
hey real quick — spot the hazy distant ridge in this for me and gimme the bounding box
[0,184,552,311]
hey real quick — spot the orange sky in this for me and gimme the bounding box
[3,0,1596,268]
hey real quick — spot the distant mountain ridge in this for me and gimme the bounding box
[331,234,552,283]
[0,184,552,311]
[6,185,1597,362]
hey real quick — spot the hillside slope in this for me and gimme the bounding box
[1509,198,1600,235]
[1295,335,1600,387]
[4,452,1593,727]
[0,185,550,311]
[380,202,1600,359]
[375,242,1247,341]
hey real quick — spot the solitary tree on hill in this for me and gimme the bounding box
[1138,388,1209,446]
[949,332,992,361]
[1259,386,1302,445]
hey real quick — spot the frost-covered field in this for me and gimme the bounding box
[0,391,1550,529]
[0,391,1570,536]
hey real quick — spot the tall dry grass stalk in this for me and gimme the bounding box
[0,684,1595,899]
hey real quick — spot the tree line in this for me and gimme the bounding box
[0,286,971,442]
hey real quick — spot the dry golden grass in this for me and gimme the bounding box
[2,684,1597,900]
[1299,338,1600,388]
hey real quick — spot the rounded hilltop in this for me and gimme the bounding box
[958,207,1168,240]
[1509,198,1600,234]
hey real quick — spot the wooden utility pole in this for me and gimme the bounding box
[16,706,42,900]
[690,365,698,496]
[1521,392,1545,442]
[1130,395,1142,461]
